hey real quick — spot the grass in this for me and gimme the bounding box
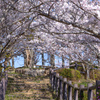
[5,69,54,100]
[72,78,95,88]
[78,81,89,87]
[5,94,32,100]
[5,94,15,100]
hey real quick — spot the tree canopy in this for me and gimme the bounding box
[0,0,100,67]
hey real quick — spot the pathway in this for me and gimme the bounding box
[5,70,56,100]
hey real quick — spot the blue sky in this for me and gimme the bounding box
[10,56,24,68]
[13,54,69,68]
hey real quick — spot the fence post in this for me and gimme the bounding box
[55,73,59,96]
[5,73,8,91]
[59,76,63,100]
[50,69,53,85]
[51,70,54,89]
[63,78,67,100]
[4,72,8,91]
[88,83,93,100]
[0,80,3,100]
[68,81,72,100]
[74,84,78,100]
[53,72,56,91]
[2,78,5,100]
[49,68,52,84]
[0,78,5,100]
[79,85,84,100]
[96,80,100,100]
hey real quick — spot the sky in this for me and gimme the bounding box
[10,56,24,68]
[12,54,69,68]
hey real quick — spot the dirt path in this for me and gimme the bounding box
[5,72,56,100]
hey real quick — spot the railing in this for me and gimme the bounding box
[0,72,8,100]
[49,68,100,100]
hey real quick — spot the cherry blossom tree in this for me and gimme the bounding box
[1,1,100,98]
[0,0,100,70]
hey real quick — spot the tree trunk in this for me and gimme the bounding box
[12,57,14,68]
[82,63,85,71]
[32,50,35,66]
[51,54,55,67]
[75,62,78,70]
[24,53,27,67]
[8,60,11,67]
[4,58,8,69]
[42,53,44,67]
[62,55,64,68]
[25,49,35,69]
[30,49,34,69]
[25,49,31,68]
[0,78,5,100]
[11,51,14,68]
[87,68,90,80]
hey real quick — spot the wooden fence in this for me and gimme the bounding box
[49,68,100,100]
[0,72,8,100]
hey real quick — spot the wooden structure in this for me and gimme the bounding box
[0,72,8,100]
[49,68,100,100]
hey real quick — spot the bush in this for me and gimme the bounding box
[90,70,100,80]
[56,68,82,81]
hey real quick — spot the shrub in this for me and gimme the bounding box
[90,70,100,80]
[56,68,82,81]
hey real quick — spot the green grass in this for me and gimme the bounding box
[78,81,89,87]
[5,94,16,100]
[5,93,33,100]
